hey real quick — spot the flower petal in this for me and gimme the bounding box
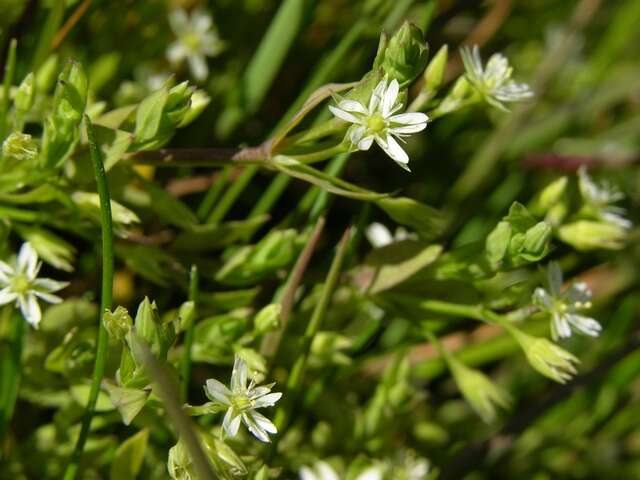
[19,294,41,328]
[252,392,282,409]
[0,287,18,305]
[316,462,340,480]
[567,314,602,337]
[33,278,69,293]
[328,105,360,124]
[337,99,368,114]
[223,408,241,437]
[18,243,38,278]
[167,42,188,64]
[205,379,232,404]
[388,112,429,126]
[368,78,387,112]
[299,466,318,480]
[547,262,563,296]
[381,79,399,117]
[242,412,271,442]
[378,135,409,168]
[33,291,63,304]
[231,354,248,391]
[187,54,208,81]
[357,135,374,151]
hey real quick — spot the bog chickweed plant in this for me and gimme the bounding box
[0,2,637,479]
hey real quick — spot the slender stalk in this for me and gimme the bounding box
[207,166,258,226]
[0,38,17,141]
[180,265,199,402]
[289,143,346,164]
[273,227,352,433]
[0,310,25,444]
[64,116,114,480]
[130,334,214,480]
[196,167,231,221]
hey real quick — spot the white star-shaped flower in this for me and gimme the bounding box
[167,8,224,81]
[0,242,68,328]
[300,462,383,480]
[329,77,429,171]
[578,165,631,229]
[533,261,601,340]
[460,45,533,111]
[204,354,282,443]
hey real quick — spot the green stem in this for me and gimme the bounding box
[64,116,114,480]
[289,143,346,164]
[180,266,199,403]
[196,167,231,221]
[0,38,17,141]
[273,227,352,433]
[206,166,258,226]
[248,173,291,219]
[275,119,345,152]
[0,309,25,445]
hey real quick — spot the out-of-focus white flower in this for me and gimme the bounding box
[329,77,429,170]
[167,8,224,81]
[393,450,430,480]
[365,222,412,248]
[460,45,533,111]
[0,242,68,328]
[533,262,601,340]
[578,166,631,229]
[300,462,383,480]
[204,354,282,443]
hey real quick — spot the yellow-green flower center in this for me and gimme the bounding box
[182,32,201,50]
[366,114,387,134]
[230,394,253,412]
[11,275,31,294]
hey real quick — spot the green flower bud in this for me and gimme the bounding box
[14,72,35,112]
[2,132,38,161]
[433,76,471,115]
[448,356,511,422]
[167,440,195,480]
[177,300,196,332]
[533,176,568,214]
[508,327,578,383]
[381,22,429,87]
[423,44,448,93]
[133,297,174,359]
[103,306,133,341]
[178,89,211,127]
[485,221,511,266]
[520,221,552,261]
[72,192,140,228]
[17,226,76,272]
[558,220,627,251]
[254,303,281,334]
[35,54,59,93]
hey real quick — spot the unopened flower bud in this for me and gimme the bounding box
[423,44,448,93]
[254,303,281,334]
[558,220,627,251]
[381,22,429,87]
[14,72,35,112]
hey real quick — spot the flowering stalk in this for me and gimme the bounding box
[180,265,199,402]
[0,309,24,443]
[64,116,114,480]
[273,227,352,434]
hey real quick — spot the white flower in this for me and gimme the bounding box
[460,45,533,111]
[204,354,282,443]
[533,262,601,340]
[300,462,383,480]
[329,77,429,171]
[578,166,631,229]
[0,242,68,328]
[167,8,224,81]
[365,222,412,248]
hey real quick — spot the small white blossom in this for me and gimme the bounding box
[204,354,282,443]
[300,462,383,480]
[578,166,631,229]
[0,242,68,328]
[365,222,412,248]
[329,77,429,171]
[167,8,224,81]
[460,45,533,111]
[533,262,601,340]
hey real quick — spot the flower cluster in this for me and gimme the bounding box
[533,262,601,340]
[329,77,429,170]
[460,45,533,110]
[578,166,631,229]
[204,354,282,443]
[0,243,67,328]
